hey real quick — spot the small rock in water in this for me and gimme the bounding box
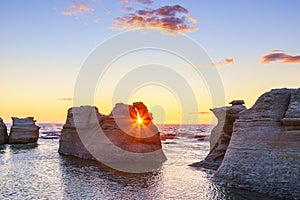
[8,117,40,144]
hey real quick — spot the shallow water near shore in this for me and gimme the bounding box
[0,125,278,199]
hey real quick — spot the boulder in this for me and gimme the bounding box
[59,102,166,172]
[8,117,40,144]
[190,100,246,169]
[216,88,300,199]
[0,118,8,144]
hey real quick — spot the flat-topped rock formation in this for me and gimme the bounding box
[190,100,246,169]
[0,118,8,144]
[216,88,300,199]
[8,117,40,144]
[102,102,162,153]
[59,102,166,172]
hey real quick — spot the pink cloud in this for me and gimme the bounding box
[212,58,235,66]
[62,2,94,16]
[107,8,112,14]
[113,5,198,33]
[261,51,300,64]
[121,6,135,12]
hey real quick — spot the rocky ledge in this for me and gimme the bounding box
[58,102,166,172]
[190,100,246,169]
[8,117,40,144]
[210,88,300,199]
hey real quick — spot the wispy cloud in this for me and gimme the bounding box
[119,0,154,6]
[212,58,235,67]
[121,6,135,12]
[261,50,300,64]
[135,0,154,6]
[62,2,94,16]
[57,98,73,101]
[189,112,211,115]
[107,8,112,14]
[112,5,198,33]
[270,49,284,53]
[93,18,102,23]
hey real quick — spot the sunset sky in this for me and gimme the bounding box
[1,0,300,124]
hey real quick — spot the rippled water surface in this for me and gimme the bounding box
[0,125,276,199]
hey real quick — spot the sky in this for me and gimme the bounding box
[1,0,300,124]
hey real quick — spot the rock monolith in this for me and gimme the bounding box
[216,88,300,199]
[9,117,40,144]
[59,102,166,172]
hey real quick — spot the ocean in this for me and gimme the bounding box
[0,124,276,199]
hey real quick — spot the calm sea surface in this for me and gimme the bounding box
[0,124,276,199]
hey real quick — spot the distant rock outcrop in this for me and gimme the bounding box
[216,88,300,199]
[190,100,246,169]
[0,118,8,144]
[8,117,40,144]
[59,102,166,172]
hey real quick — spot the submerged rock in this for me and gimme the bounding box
[216,88,300,199]
[8,117,40,144]
[59,102,166,172]
[190,100,246,169]
[0,118,8,144]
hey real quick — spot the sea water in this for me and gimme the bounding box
[0,124,276,199]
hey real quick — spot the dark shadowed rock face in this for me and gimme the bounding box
[216,88,300,199]
[8,117,40,144]
[0,118,8,144]
[58,102,166,170]
[190,100,246,169]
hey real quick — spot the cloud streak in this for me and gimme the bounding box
[121,6,135,12]
[62,2,94,16]
[261,51,300,64]
[113,5,198,33]
[189,112,211,115]
[212,58,235,67]
[57,98,73,101]
[120,0,154,6]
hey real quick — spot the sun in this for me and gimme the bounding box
[137,116,143,124]
[136,111,144,126]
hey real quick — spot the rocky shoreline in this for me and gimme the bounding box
[190,100,246,170]
[0,89,299,198]
[192,88,300,199]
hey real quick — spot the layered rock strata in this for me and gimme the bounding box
[58,102,166,172]
[216,88,300,199]
[190,100,246,169]
[8,117,40,144]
